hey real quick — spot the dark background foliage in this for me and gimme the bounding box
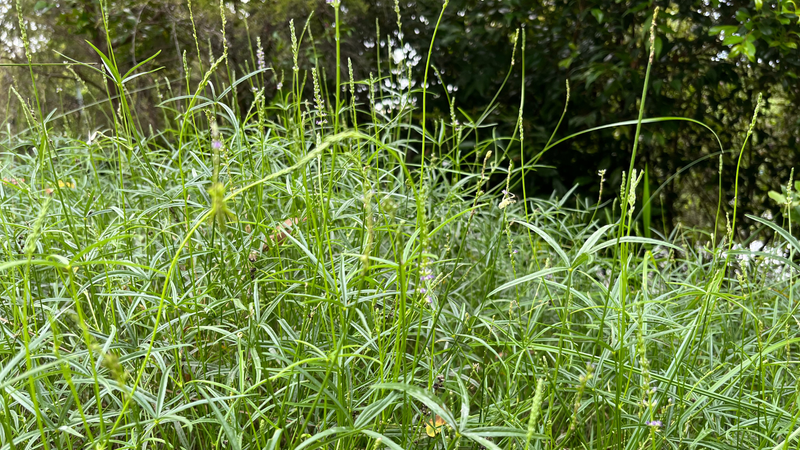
[2,0,799,236]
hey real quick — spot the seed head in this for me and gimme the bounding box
[290,19,299,72]
[256,36,266,71]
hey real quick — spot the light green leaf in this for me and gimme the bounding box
[488,267,568,297]
[744,40,757,60]
[768,190,787,204]
[512,220,570,265]
[723,35,744,45]
[371,383,457,429]
[709,25,738,36]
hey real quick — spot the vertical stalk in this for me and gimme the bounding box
[614,9,659,448]
[418,0,450,191]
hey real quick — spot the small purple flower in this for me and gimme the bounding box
[420,266,434,281]
[425,296,432,305]
[257,49,266,72]
[212,139,223,150]
[645,420,662,427]
[419,288,427,294]
[256,36,266,72]
[512,249,518,254]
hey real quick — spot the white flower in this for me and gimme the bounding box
[498,190,516,210]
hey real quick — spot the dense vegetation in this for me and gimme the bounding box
[3,0,800,231]
[1,1,800,450]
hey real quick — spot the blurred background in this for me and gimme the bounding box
[2,0,799,236]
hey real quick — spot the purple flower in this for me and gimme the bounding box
[420,266,434,281]
[419,288,427,294]
[257,49,266,72]
[425,296,432,305]
[212,139,223,150]
[645,420,662,427]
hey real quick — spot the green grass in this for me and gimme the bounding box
[1,2,800,450]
